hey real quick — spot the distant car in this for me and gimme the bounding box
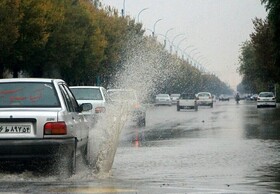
[170,94,180,104]
[155,94,172,106]
[257,92,276,108]
[107,89,146,126]
[250,94,258,101]
[177,93,198,111]
[0,78,93,176]
[219,94,230,101]
[196,92,213,108]
[70,86,110,118]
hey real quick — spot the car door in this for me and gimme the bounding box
[59,84,88,147]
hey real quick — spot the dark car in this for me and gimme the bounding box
[219,94,230,101]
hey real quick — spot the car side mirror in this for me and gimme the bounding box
[80,103,92,112]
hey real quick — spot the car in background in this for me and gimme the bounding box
[0,78,92,176]
[107,89,146,126]
[155,94,172,106]
[196,92,213,108]
[177,93,198,111]
[219,94,230,101]
[70,86,110,119]
[257,92,276,108]
[250,94,258,101]
[170,94,180,104]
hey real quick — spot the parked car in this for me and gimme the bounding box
[257,92,276,108]
[107,89,146,126]
[0,78,92,176]
[170,94,180,104]
[219,94,230,101]
[177,93,198,111]
[70,86,110,119]
[155,94,172,106]
[196,92,213,107]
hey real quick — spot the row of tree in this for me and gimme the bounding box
[237,0,280,97]
[0,0,232,102]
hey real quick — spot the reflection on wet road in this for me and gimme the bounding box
[0,100,280,193]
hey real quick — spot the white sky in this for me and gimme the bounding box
[101,0,267,90]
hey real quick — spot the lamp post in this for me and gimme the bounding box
[170,33,184,53]
[176,37,187,55]
[121,0,125,17]
[182,45,194,60]
[153,18,163,37]
[137,8,148,23]
[163,28,174,48]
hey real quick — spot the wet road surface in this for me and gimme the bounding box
[0,100,280,193]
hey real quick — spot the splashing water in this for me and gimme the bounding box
[86,35,179,176]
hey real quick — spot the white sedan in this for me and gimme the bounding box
[257,92,276,108]
[196,92,213,108]
[155,94,172,106]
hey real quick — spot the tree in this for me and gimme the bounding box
[0,0,21,78]
[261,0,280,82]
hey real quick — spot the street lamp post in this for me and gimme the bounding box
[164,28,174,48]
[182,45,194,60]
[176,37,187,55]
[153,18,163,37]
[137,8,148,23]
[170,33,184,53]
[121,0,125,17]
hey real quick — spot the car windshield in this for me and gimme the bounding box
[71,88,103,100]
[171,94,180,97]
[157,94,169,98]
[0,82,60,107]
[198,93,210,97]
[181,94,195,99]
[259,92,274,97]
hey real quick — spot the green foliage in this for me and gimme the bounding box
[238,17,278,93]
[261,0,280,83]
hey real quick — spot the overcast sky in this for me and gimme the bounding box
[101,0,267,89]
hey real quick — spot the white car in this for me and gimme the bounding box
[196,92,213,108]
[155,94,172,106]
[257,92,276,108]
[170,94,180,104]
[0,78,92,176]
[177,93,198,111]
[70,86,110,117]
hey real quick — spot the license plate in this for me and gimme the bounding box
[0,125,31,133]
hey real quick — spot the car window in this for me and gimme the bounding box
[59,84,79,112]
[259,92,274,97]
[181,94,195,99]
[71,88,103,100]
[0,82,60,107]
[198,93,210,97]
[157,94,169,98]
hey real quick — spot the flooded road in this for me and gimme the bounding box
[0,100,280,193]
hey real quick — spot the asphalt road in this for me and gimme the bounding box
[0,100,280,193]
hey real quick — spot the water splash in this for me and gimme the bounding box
[86,35,179,176]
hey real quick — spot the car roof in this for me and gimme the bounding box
[0,78,64,83]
